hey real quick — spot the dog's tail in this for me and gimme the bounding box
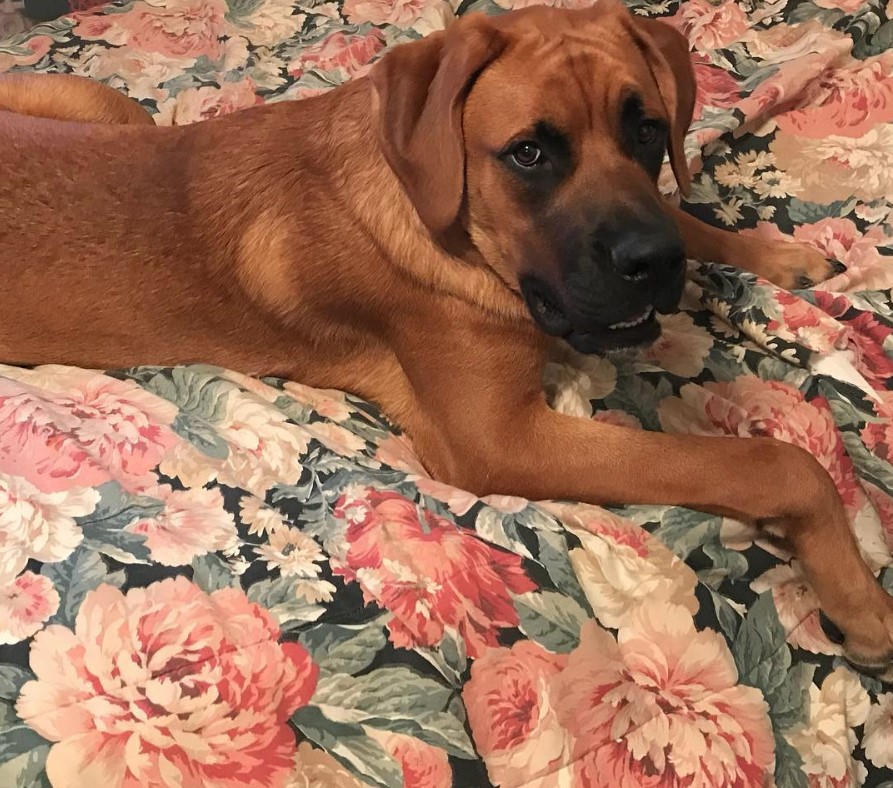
[0,72,154,126]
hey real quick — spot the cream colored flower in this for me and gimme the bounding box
[644,312,714,378]
[855,201,892,223]
[240,496,287,536]
[865,693,893,770]
[715,161,759,189]
[739,318,775,348]
[0,476,98,584]
[256,526,326,579]
[409,0,454,34]
[75,44,183,101]
[227,0,305,47]
[771,125,893,203]
[715,197,745,226]
[544,348,617,418]
[736,150,776,170]
[292,578,336,604]
[743,18,849,62]
[158,440,221,488]
[753,170,799,199]
[282,381,351,421]
[543,503,698,628]
[706,298,741,339]
[786,667,869,787]
[217,390,310,497]
[305,421,366,458]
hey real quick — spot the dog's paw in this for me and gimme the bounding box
[750,241,845,290]
[753,241,846,290]
[821,590,893,683]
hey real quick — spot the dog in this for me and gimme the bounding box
[2,0,890,677]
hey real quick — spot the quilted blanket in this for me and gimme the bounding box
[1,0,893,785]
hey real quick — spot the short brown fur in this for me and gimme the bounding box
[0,72,155,126]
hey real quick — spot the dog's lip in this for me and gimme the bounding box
[607,305,654,331]
[518,276,668,351]
[563,311,661,354]
[520,278,573,337]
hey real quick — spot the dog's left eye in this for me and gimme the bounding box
[511,141,544,168]
[637,121,661,146]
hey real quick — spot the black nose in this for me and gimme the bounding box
[598,212,685,283]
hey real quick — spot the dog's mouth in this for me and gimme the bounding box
[564,309,660,354]
[607,306,654,330]
[521,278,661,354]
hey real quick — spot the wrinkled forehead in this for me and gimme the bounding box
[466,13,664,145]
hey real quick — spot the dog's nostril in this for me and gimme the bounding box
[609,242,685,283]
[612,255,651,282]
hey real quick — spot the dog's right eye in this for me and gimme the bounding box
[637,120,661,146]
[510,141,543,168]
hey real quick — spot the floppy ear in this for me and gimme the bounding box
[369,16,505,239]
[628,17,695,196]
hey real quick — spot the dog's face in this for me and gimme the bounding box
[371,1,696,353]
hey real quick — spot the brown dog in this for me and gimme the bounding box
[2,1,890,676]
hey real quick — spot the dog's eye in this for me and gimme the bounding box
[511,141,543,168]
[637,121,660,146]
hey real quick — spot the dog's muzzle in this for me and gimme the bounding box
[521,210,686,354]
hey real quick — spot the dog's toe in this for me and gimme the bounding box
[790,258,845,289]
[760,243,842,289]
[844,657,893,683]
[829,259,848,276]
[820,611,845,644]
[826,594,893,684]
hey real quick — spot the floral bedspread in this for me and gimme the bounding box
[1,0,893,785]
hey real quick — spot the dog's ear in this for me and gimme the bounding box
[369,17,505,240]
[629,17,695,195]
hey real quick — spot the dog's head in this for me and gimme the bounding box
[370,1,695,353]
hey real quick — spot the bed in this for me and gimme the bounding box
[0,0,891,785]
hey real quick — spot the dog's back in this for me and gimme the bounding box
[0,73,389,382]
